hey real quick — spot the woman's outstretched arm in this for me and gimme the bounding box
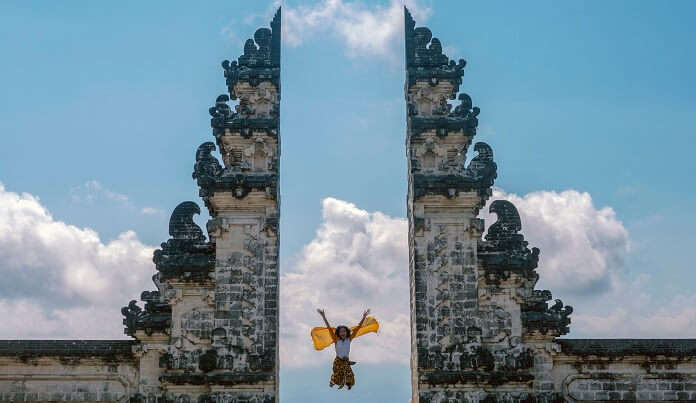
[351,309,371,340]
[317,308,336,341]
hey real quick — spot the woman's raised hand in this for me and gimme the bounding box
[363,309,371,317]
[317,308,325,316]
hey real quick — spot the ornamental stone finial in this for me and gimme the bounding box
[168,201,205,242]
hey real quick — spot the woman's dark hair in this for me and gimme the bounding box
[335,325,351,339]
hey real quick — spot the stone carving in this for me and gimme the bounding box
[213,115,279,139]
[121,295,171,337]
[486,200,522,241]
[451,93,480,119]
[408,85,456,117]
[193,141,277,202]
[210,89,278,139]
[462,142,497,184]
[169,201,205,242]
[221,8,280,99]
[405,7,466,90]
[193,142,223,195]
[413,142,497,199]
[209,94,236,135]
[409,92,481,138]
[209,94,235,120]
[214,9,280,150]
[211,172,278,200]
[141,290,166,311]
[521,290,573,336]
[152,201,214,281]
[479,200,540,283]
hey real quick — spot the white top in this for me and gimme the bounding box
[335,338,351,358]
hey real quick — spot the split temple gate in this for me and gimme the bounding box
[1,8,695,403]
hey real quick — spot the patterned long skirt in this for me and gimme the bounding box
[330,356,355,388]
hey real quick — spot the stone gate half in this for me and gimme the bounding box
[0,9,281,403]
[404,7,696,403]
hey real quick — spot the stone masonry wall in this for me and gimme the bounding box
[0,341,138,402]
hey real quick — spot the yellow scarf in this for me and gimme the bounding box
[310,317,380,351]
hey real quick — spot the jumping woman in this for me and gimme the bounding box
[312,308,379,390]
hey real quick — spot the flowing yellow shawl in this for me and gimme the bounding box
[310,317,380,350]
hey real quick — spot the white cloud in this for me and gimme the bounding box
[71,179,165,219]
[569,274,696,338]
[0,182,154,338]
[140,207,164,215]
[481,188,630,296]
[276,0,430,62]
[70,180,130,206]
[280,197,410,367]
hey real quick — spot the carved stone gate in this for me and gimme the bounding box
[1,7,696,403]
[403,7,696,403]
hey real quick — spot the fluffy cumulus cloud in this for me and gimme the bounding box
[570,277,696,338]
[482,188,696,338]
[278,0,430,62]
[280,198,410,367]
[0,183,154,338]
[481,188,630,296]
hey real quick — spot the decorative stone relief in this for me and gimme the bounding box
[152,201,215,282]
[521,290,572,336]
[405,7,466,91]
[122,287,172,338]
[412,142,497,200]
[478,200,540,284]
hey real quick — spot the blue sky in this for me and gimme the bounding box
[1,1,695,401]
